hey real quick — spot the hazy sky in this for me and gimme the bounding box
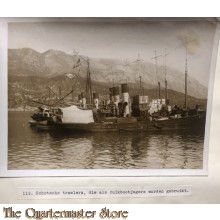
[8,18,217,87]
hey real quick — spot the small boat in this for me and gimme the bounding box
[29,119,48,126]
[31,106,51,121]
[29,120,38,126]
[29,106,59,128]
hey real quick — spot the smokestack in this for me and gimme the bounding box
[158,82,161,99]
[109,87,114,102]
[121,84,130,116]
[113,87,120,103]
[93,92,99,99]
[78,94,82,101]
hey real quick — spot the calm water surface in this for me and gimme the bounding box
[8,111,204,169]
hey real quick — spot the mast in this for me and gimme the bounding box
[132,53,143,95]
[124,58,129,84]
[164,48,170,101]
[185,55,188,108]
[165,79,168,100]
[151,50,162,99]
[110,66,116,87]
[85,58,92,105]
[176,38,195,108]
[139,75,142,95]
[74,50,93,107]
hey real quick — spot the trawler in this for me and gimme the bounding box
[28,50,206,132]
[52,84,160,132]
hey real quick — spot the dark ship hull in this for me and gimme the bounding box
[55,121,157,132]
[154,115,206,131]
[54,115,206,132]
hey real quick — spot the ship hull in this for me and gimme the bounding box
[55,120,159,132]
[54,116,206,132]
[154,115,206,131]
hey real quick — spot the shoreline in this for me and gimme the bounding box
[8,108,35,112]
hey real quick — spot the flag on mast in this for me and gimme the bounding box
[73,58,81,69]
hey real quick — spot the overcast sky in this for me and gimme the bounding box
[8,18,217,87]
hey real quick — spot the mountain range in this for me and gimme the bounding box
[8,48,208,100]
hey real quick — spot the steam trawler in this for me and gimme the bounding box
[51,86,206,132]
[52,84,160,132]
[28,51,206,132]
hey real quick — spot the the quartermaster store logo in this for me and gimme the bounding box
[3,207,129,219]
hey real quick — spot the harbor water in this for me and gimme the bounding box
[8,111,204,170]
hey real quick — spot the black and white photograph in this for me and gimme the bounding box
[1,18,219,176]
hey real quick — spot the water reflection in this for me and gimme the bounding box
[8,112,204,170]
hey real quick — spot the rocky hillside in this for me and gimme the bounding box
[8,48,208,99]
[8,74,207,110]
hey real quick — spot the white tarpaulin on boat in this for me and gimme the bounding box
[59,106,94,124]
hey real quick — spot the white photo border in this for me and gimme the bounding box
[1,17,219,177]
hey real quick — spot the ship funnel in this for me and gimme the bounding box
[109,87,114,102]
[158,82,161,99]
[113,86,120,103]
[93,93,99,99]
[121,84,130,117]
[121,83,129,93]
[78,94,82,101]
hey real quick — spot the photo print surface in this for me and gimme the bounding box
[2,18,219,176]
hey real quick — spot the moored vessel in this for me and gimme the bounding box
[28,48,206,133]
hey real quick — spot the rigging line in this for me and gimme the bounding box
[46,86,59,98]
[151,50,163,82]
[110,66,115,86]
[53,89,74,104]
[163,48,170,80]
[132,53,143,77]
[123,58,129,83]
[27,99,56,107]
[132,54,144,95]
[72,49,79,62]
